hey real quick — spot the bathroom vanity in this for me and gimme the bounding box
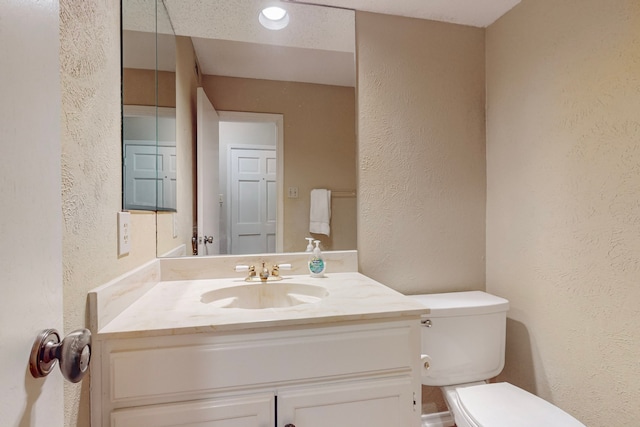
[89,252,427,427]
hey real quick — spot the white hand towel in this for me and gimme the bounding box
[309,189,331,236]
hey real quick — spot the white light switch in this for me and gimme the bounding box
[118,212,131,257]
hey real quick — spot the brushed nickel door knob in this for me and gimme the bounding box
[29,328,91,383]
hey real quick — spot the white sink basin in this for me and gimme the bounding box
[201,282,329,309]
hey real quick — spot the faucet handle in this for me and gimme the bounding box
[271,263,291,277]
[235,265,256,279]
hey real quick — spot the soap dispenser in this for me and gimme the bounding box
[308,240,326,278]
[305,237,314,252]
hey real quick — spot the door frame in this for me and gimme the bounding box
[218,111,284,253]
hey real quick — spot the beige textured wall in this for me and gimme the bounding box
[122,68,176,108]
[486,0,640,425]
[60,1,157,426]
[201,75,357,252]
[356,11,486,295]
[356,12,486,413]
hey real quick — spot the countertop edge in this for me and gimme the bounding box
[95,308,428,340]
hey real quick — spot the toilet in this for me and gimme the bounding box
[410,291,585,427]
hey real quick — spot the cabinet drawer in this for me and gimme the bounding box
[109,322,415,403]
[111,393,274,427]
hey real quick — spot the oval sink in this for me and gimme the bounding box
[201,282,328,309]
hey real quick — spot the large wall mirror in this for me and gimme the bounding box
[122,0,357,258]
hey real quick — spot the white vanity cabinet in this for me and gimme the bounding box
[91,318,422,427]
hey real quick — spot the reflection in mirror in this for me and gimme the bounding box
[123,0,358,258]
[122,0,177,212]
[122,106,176,211]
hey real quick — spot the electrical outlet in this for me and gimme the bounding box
[118,212,131,257]
[288,187,299,198]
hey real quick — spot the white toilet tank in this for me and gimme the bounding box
[410,291,509,387]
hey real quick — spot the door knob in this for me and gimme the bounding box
[284,424,296,427]
[29,328,91,383]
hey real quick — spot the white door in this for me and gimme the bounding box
[124,144,176,210]
[196,87,220,256]
[0,1,64,425]
[230,148,277,254]
[157,146,177,210]
[278,378,417,427]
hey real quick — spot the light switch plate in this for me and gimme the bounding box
[117,212,131,257]
[288,187,299,198]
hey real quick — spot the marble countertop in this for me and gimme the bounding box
[96,272,429,339]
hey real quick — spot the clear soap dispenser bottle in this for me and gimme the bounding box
[308,240,326,278]
[305,237,314,252]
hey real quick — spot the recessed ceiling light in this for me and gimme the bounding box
[259,6,290,30]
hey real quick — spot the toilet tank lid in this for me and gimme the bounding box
[409,291,509,317]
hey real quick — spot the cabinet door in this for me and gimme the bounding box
[277,377,418,427]
[111,393,274,427]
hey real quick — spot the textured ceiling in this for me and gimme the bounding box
[294,0,521,28]
[123,0,521,86]
[164,0,355,52]
[163,0,355,86]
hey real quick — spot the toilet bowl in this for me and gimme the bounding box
[441,382,584,427]
[410,292,585,427]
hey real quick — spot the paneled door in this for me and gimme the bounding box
[230,147,277,254]
[123,144,176,210]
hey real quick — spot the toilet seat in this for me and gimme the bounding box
[446,382,585,427]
